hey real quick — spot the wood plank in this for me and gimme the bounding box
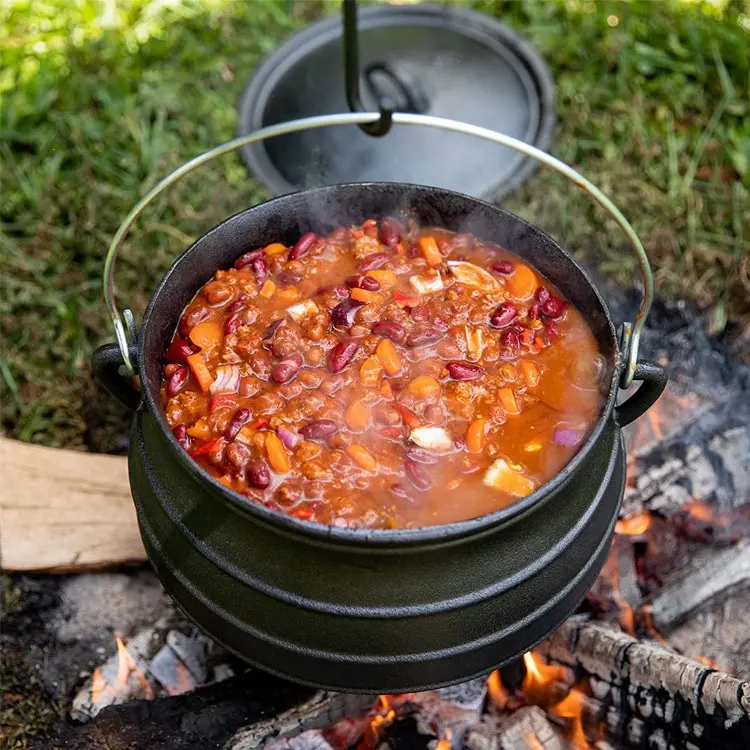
[0,437,145,572]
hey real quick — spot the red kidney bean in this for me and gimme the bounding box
[289,232,318,260]
[535,286,551,304]
[328,339,359,372]
[380,219,403,247]
[346,274,380,291]
[224,313,242,336]
[410,305,429,322]
[247,459,271,489]
[390,483,411,500]
[527,302,542,321]
[167,366,189,396]
[299,419,339,440]
[164,363,180,377]
[165,338,197,363]
[278,269,304,285]
[500,329,520,350]
[226,294,248,315]
[271,353,303,384]
[406,326,444,347]
[331,299,364,328]
[446,361,483,380]
[432,316,449,332]
[545,320,560,340]
[541,296,565,319]
[358,252,390,272]
[224,407,252,441]
[371,320,406,344]
[250,257,268,285]
[173,424,190,450]
[405,459,432,490]
[489,302,517,328]
[405,447,439,464]
[234,248,264,269]
[184,306,209,329]
[493,260,514,274]
[225,441,251,471]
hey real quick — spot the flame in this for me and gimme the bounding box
[487,669,509,709]
[553,688,590,749]
[685,502,719,523]
[615,510,651,536]
[521,652,568,705]
[90,637,154,707]
[696,655,722,669]
[361,695,397,748]
[435,729,452,750]
[646,406,664,441]
[599,551,635,635]
[163,661,195,696]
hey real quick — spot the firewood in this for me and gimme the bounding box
[0,437,145,571]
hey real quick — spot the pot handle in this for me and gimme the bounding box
[614,360,668,428]
[92,343,141,411]
[103,111,654,392]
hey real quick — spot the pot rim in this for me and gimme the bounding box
[138,182,621,548]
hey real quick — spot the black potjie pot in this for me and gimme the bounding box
[94,183,666,693]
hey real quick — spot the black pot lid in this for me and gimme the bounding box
[238,4,555,200]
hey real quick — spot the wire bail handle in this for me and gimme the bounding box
[103,112,653,388]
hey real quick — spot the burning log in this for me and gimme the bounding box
[538,617,750,748]
[465,707,565,750]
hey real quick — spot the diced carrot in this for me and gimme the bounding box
[217,474,235,489]
[466,418,487,453]
[376,338,402,375]
[250,417,269,430]
[498,387,521,415]
[396,404,421,429]
[276,286,301,302]
[500,363,518,382]
[359,356,383,387]
[520,329,536,346]
[366,269,398,286]
[379,380,394,400]
[263,242,287,256]
[506,264,537,300]
[418,236,443,267]
[350,287,383,305]
[345,400,371,431]
[519,361,540,388]
[265,432,290,473]
[188,319,224,351]
[259,279,276,298]
[533,336,546,350]
[393,289,421,307]
[347,443,377,472]
[186,418,212,440]
[407,375,441,400]
[186,352,214,392]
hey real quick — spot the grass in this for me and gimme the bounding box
[1,0,749,450]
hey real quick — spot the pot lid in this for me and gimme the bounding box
[238,4,555,200]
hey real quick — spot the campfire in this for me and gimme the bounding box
[4,296,749,750]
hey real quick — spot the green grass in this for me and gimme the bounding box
[1,0,749,451]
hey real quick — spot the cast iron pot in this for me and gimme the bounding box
[93,182,666,693]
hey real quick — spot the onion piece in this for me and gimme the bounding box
[287,299,319,321]
[276,425,301,450]
[209,364,240,395]
[483,458,537,497]
[409,426,453,454]
[552,427,584,447]
[447,261,502,293]
[409,270,444,296]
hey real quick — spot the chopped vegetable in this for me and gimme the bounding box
[466,418,487,453]
[397,405,422,430]
[376,338,402,375]
[465,326,484,361]
[447,261,501,292]
[347,443,377,472]
[483,458,537,497]
[409,426,453,454]
[263,242,288,256]
[366,270,398,286]
[276,286,301,302]
[498,387,521,415]
[379,380,394,400]
[190,437,223,457]
[350,287,383,305]
[276,426,301,450]
[519,361,540,388]
[188,320,223,351]
[287,299,319,321]
[186,352,214,392]
[265,432,290,473]
[259,279,276,298]
[209,364,240,395]
[409,270,444,296]
[186,418,212,440]
[359,356,383,387]
[552,428,584,447]
[407,375,441,400]
[418,236,442,266]
[345,400,371,431]
[393,290,421,307]
[506,264,537,300]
